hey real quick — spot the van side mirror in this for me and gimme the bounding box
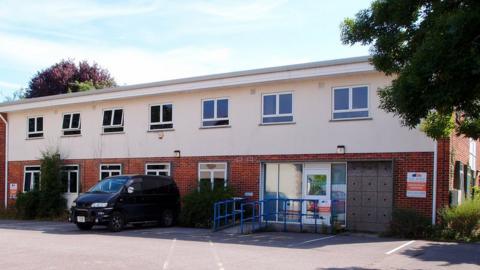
[127,186,135,194]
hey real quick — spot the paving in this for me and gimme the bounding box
[0,220,478,270]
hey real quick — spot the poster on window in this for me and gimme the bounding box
[406,172,427,198]
[9,183,17,199]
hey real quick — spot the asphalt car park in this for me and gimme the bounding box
[0,220,478,270]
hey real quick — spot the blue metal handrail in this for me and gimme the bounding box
[212,197,247,231]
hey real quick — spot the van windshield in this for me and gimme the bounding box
[88,177,129,193]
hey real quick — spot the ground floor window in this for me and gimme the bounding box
[100,164,122,180]
[198,162,227,189]
[62,165,79,193]
[145,163,171,176]
[24,166,41,192]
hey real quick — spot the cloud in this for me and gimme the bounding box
[0,80,21,89]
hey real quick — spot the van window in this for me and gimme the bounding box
[143,177,171,194]
[128,180,143,194]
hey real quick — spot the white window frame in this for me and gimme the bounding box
[99,164,122,180]
[261,92,294,124]
[102,108,124,132]
[62,112,81,135]
[469,138,477,171]
[331,85,370,120]
[145,163,171,176]
[23,165,41,192]
[26,116,44,138]
[201,98,230,126]
[149,103,174,130]
[198,162,228,189]
[62,165,80,193]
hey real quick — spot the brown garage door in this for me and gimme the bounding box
[346,161,393,232]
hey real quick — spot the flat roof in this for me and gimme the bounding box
[0,55,373,112]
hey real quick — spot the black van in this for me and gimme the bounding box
[70,175,180,232]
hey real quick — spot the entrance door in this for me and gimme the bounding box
[62,165,79,208]
[303,168,331,225]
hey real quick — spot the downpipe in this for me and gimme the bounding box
[432,140,438,225]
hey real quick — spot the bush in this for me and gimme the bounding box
[389,208,432,238]
[438,198,480,242]
[179,184,235,228]
[15,191,40,219]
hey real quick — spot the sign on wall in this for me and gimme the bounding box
[406,172,427,198]
[9,183,17,199]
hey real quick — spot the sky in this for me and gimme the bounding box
[0,0,372,100]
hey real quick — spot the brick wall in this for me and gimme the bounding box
[7,151,441,219]
[0,114,5,208]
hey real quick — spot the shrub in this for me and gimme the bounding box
[438,198,480,242]
[179,183,235,228]
[389,208,432,238]
[15,191,40,219]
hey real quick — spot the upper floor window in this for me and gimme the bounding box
[27,116,44,138]
[24,166,40,192]
[102,108,124,133]
[198,162,227,190]
[62,113,81,136]
[100,164,122,180]
[145,163,171,176]
[150,104,173,130]
[202,98,229,127]
[262,92,293,124]
[332,86,369,120]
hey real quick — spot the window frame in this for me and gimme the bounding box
[469,139,477,171]
[331,85,370,120]
[261,92,294,124]
[62,165,80,193]
[149,103,174,131]
[198,162,228,189]
[102,108,124,133]
[26,116,44,139]
[201,97,230,127]
[145,162,171,176]
[61,112,82,136]
[99,164,123,181]
[23,165,41,192]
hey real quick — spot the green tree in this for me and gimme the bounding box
[37,150,66,218]
[341,0,480,139]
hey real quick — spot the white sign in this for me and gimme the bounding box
[406,172,427,198]
[9,183,18,199]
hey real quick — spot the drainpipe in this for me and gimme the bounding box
[0,114,7,209]
[432,140,438,225]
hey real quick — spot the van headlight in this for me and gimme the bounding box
[91,202,108,208]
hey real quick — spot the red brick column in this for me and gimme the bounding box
[0,114,5,208]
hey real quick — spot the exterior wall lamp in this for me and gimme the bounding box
[174,150,181,158]
[336,145,346,154]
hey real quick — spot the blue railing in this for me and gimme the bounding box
[212,197,247,231]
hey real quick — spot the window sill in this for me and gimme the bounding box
[25,137,44,140]
[199,125,231,129]
[329,117,372,122]
[147,128,175,132]
[259,122,296,126]
[101,131,125,135]
[61,134,82,138]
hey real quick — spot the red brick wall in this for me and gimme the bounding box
[7,151,441,219]
[0,114,5,208]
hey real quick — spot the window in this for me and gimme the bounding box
[332,86,369,119]
[470,139,477,171]
[62,113,81,136]
[145,163,171,176]
[198,163,227,189]
[24,166,41,192]
[150,104,173,130]
[62,165,79,193]
[99,164,122,180]
[102,108,124,133]
[262,93,293,123]
[27,116,44,138]
[202,98,229,127]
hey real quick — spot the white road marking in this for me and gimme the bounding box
[385,240,416,255]
[162,238,176,270]
[287,235,336,247]
[209,240,225,270]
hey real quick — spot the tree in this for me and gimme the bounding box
[25,60,116,98]
[341,0,480,139]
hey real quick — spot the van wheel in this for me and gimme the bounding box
[108,212,125,232]
[160,209,174,227]
[76,223,93,231]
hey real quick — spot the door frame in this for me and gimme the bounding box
[302,164,331,225]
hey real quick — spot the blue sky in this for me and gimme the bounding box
[0,0,372,100]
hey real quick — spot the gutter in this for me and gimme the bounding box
[0,114,7,209]
[432,140,438,224]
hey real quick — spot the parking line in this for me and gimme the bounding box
[385,240,415,255]
[162,238,176,270]
[287,235,336,247]
[209,240,225,270]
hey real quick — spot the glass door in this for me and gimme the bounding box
[303,168,331,225]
